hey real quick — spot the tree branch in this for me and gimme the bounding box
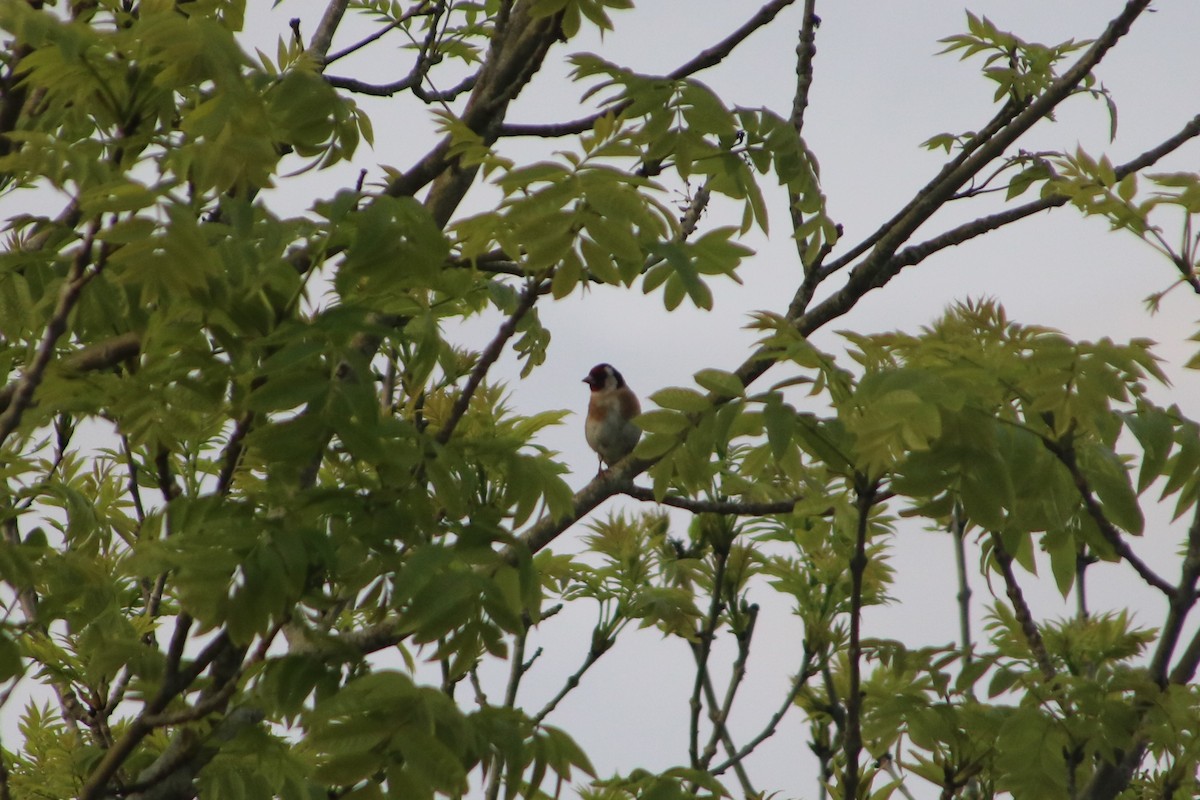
[532,625,616,724]
[688,548,729,767]
[436,279,542,445]
[990,533,1056,682]
[1042,437,1176,597]
[510,0,1170,587]
[621,484,800,515]
[709,645,816,776]
[79,630,232,800]
[741,0,1159,398]
[0,218,100,447]
[876,109,1200,281]
[951,506,973,662]
[323,1,436,65]
[510,455,652,557]
[842,478,876,799]
[326,3,457,99]
[1161,505,1200,685]
[698,604,759,794]
[304,0,350,65]
[497,0,797,138]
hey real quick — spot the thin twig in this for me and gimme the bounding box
[990,533,1056,682]
[324,1,435,64]
[698,671,756,796]
[698,605,758,794]
[436,279,542,445]
[533,627,616,724]
[709,646,816,776]
[951,505,973,663]
[1042,437,1176,597]
[688,548,729,767]
[842,478,876,799]
[485,623,530,800]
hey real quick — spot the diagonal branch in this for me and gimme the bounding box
[709,645,817,777]
[323,0,436,65]
[497,0,797,138]
[436,279,542,445]
[1042,437,1176,598]
[990,533,1056,682]
[511,455,652,557]
[1158,504,1200,685]
[881,110,1200,280]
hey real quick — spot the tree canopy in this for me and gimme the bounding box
[1,1,1199,799]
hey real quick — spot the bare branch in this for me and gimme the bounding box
[665,0,796,80]
[790,0,819,144]
[842,479,877,798]
[689,548,729,768]
[990,533,1056,682]
[497,0,797,138]
[327,2,456,99]
[1042,437,1176,598]
[511,455,653,557]
[1160,505,1200,685]
[533,626,615,724]
[324,1,437,64]
[709,646,816,776]
[215,412,254,496]
[698,605,759,794]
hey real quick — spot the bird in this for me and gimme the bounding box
[583,363,641,472]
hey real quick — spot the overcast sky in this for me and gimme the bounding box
[6,2,1200,798]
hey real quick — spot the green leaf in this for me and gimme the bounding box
[1124,406,1175,493]
[694,368,743,397]
[649,387,710,413]
[1079,442,1144,535]
[762,394,794,460]
[636,409,691,435]
[635,432,681,460]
